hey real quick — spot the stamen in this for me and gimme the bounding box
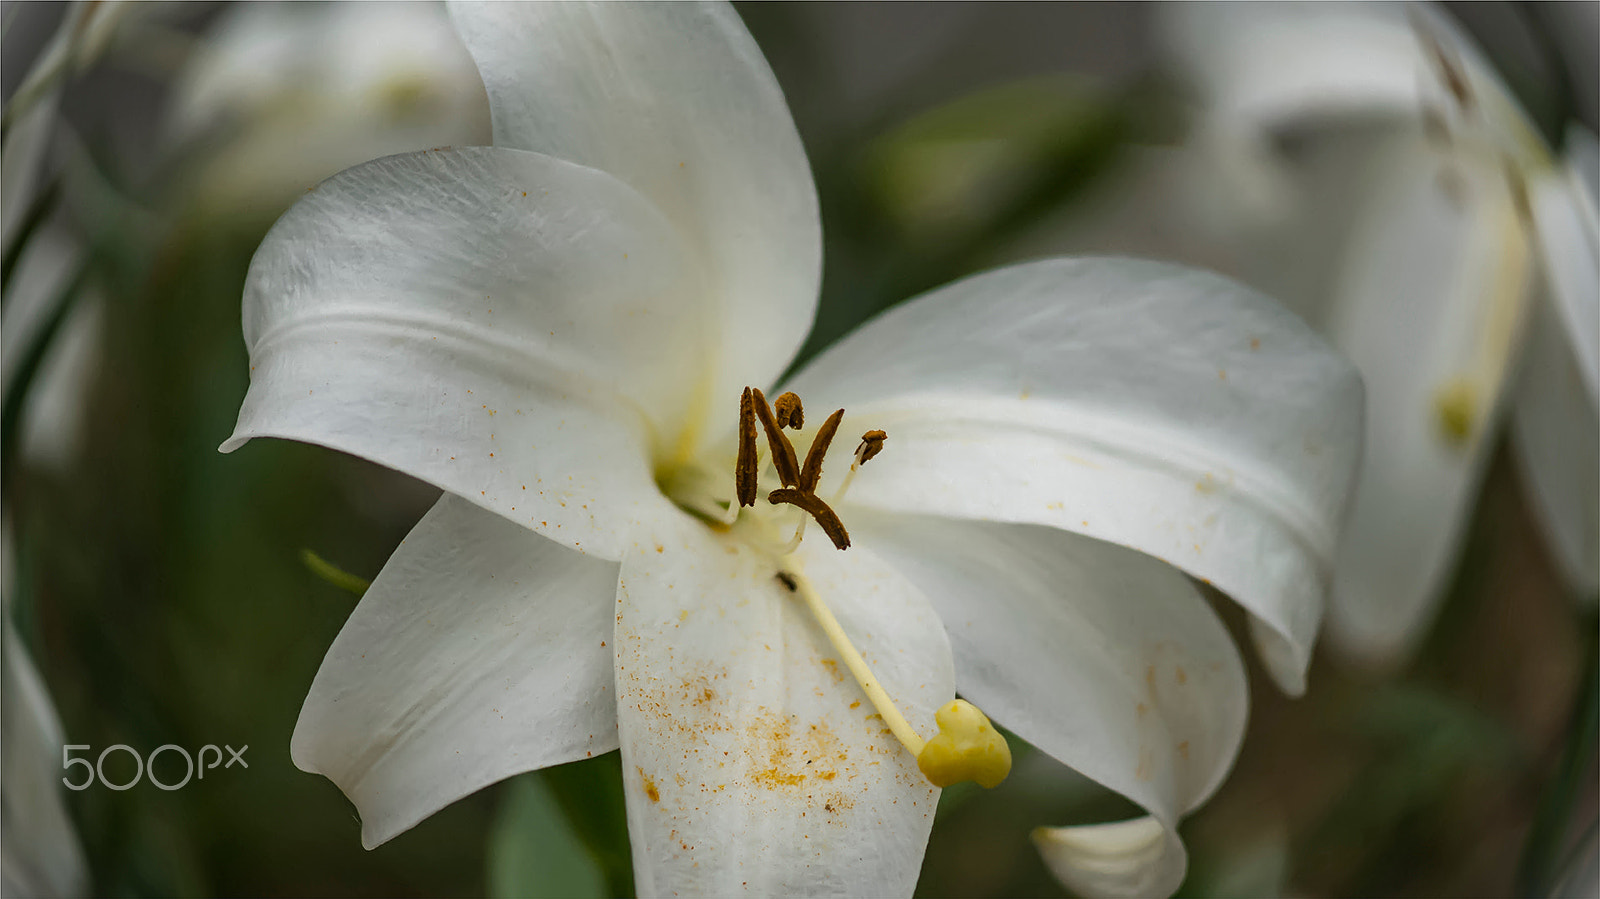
[831,430,887,504]
[799,408,845,494]
[858,430,887,463]
[774,391,804,429]
[751,387,801,488]
[768,488,850,550]
[735,387,760,507]
[781,567,1012,789]
[779,514,807,555]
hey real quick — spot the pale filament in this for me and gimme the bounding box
[830,445,866,505]
[778,512,807,555]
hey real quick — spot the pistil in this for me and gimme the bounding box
[779,566,1013,789]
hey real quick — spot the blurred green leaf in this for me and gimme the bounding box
[860,75,1126,251]
[543,752,635,898]
[488,773,608,899]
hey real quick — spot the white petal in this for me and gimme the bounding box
[292,493,620,849]
[448,1,821,423]
[1512,129,1600,594]
[1,625,90,898]
[1323,135,1536,665]
[1157,2,1544,162]
[1512,299,1600,594]
[613,507,954,897]
[785,257,1361,694]
[1032,817,1170,899]
[222,146,704,559]
[1531,128,1600,400]
[858,514,1247,899]
[1159,2,1426,126]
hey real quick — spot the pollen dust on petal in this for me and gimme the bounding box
[744,712,845,790]
[638,767,660,802]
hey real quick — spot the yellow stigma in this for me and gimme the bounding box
[916,700,1012,789]
[782,567,1011,790]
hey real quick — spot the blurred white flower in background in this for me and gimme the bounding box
[1155,1,1598,666]
[1011,1,1596,671]
[1510,126,1598,604]
[220,3,1364,896]
[166,0,490,218]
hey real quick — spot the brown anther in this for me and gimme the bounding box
[768,488,851,550]
[735,387,760,507]
[774,392,804,429]
[857,430,887,464]
[750,387,801,488]
[800,408,845,494]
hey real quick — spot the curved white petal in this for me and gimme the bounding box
[858,514,1248,899]
[1531,128,1600,400]
[785,257,1362,694]
[1032,817,1170,899]
[1,624,90,898]
[292,493,620,849]
[613,507,954,897]
[222,146,705,558]
[1322,135,1536,664]
[1513,129,1600,594]
[1160,2,1425,126]
[448,1,821,428]
[1513,298,1600,595]
[1158,2,1544,162]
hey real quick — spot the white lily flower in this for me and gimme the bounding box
[167,0,490,217]
[1153,1,1599,665]
[221,4,1361,896]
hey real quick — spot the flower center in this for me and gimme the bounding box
[664,387,1012,790]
